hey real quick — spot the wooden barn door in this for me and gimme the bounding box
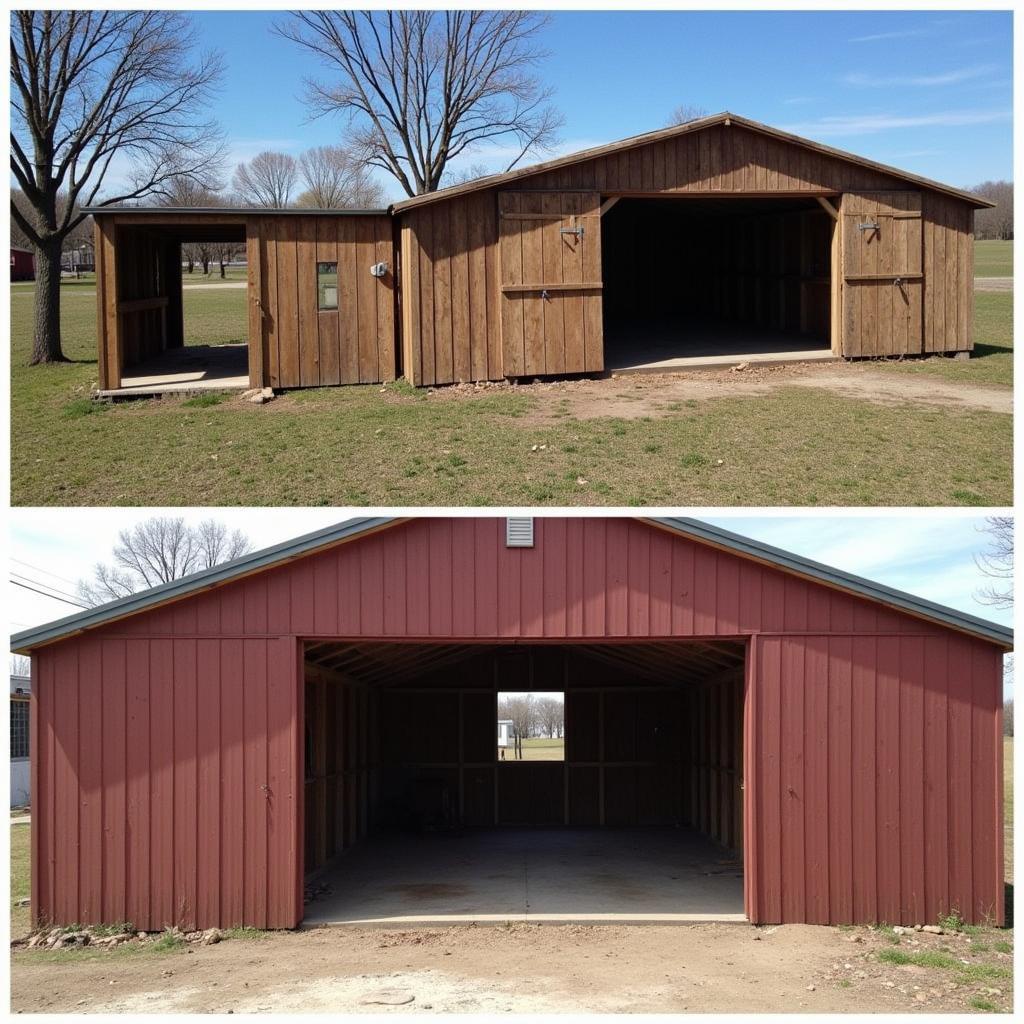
[840,192,923,356]
[498,191,603,377]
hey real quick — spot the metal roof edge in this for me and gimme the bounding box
[647,517,1013,649]
[10,516,399,653]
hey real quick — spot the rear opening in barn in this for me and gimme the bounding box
[300,640,747,925]
[97,216,251,396]
[601,197,837,371]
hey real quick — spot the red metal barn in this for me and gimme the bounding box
[13,517,1008,931]
[10,246,35,282]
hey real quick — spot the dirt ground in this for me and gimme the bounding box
[11,921,1013,1014]
[425,361,1012,423]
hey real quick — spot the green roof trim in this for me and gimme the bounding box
[11,516,1011,653]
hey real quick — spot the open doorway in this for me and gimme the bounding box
[300,640,747,925]
[601,197,836,371]
[104,219,250,396]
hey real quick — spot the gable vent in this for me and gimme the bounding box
[506,517,534,548]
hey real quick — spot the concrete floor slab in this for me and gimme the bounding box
[605,319,835,373]
[96,344,250,398]
[303,828,745,927]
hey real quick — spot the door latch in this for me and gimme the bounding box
[893,277,903,288]
[559,226,584,238]
[541,289,550,300]
[857,221,881,232]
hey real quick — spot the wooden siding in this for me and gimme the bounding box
[258,214,395,388]
[30,518,1004,929]
[922,191,975,353]
[399,123,976,383]
[32,636,302,931]
[750,633,1003,926]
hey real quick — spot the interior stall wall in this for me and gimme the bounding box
[602,205,831,341]
[113,228,180,371]
[32,635,302,932]
[257,214,396,389]
[681,671,744,850]
[750,633,1004,926]
[303,666,375,876]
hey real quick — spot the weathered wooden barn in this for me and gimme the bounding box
[88,114,991,394]
[13,516,1009,930]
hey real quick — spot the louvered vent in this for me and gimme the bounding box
[505,517,534,548]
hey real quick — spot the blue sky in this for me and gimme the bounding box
[173,8,1012,204]
[9,512,1012,695]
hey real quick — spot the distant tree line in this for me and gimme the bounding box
[971,180,1013,240]
[498,693,565,743]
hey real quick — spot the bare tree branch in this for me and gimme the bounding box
[975,515,1013,608]
[667,103,708,126]
[10,10,225,362]
[78,516,254,607]
[295,144,385,208]
[232,150,298,207]
[275,10,562,196]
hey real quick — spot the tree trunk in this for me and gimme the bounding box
[30,239,68,364]
[219,259,226,279]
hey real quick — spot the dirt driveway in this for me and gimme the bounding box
[11,921,1012,1014]
[428,361,1012,423]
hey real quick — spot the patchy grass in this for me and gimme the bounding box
[10,268,1012,507]
[969,996,997,1012]
[223,926,270,941]
[10,824,31,938]
[870,291,1012,387]
[974,239,1012,277]
[181,392,228,408]
[878,947,957,968]
[181,284,247,346]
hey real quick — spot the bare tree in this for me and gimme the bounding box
[498,693,536,757]
[276,11,562,196]
[667,104,709,126]
[442,162,492,188]
[78,516,253,607]
[975,516,1013,608]
[295,144,385,208]
[972,180,1013,240]
[158,178,228,275]
[232,151,298,207]
[535,696,564,739]
[10,10,225,364]
[10,654,31,679]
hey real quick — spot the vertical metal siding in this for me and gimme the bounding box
[32,518,1003,929]
[35,636,300,931]
[751,633,1003,926]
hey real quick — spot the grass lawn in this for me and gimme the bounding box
[10,265,1012,507]
[975,239,1013,277]
[502,737,565,761]
[11,823,31,939]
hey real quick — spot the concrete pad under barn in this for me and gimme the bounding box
[605,319,836,373]
[302,827,746,927]
[95,343,249,398]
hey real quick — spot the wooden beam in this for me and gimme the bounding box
[599,197,620,217]
[816,196,839,220]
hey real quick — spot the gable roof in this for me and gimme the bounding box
[391,111,994,213]
[10,516,1011,652]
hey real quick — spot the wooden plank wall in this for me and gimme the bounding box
[602,203,831,340]
[682,671,744,851]
[400,193,501,386]
[303,665,374,875]
[751,633,1003,926]
[114,227,174,371]
[922,191,974,353]
[31,635,302,932]
[259,215,396,388]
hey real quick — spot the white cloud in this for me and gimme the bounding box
[849,28,933,44]
[843,65,996,88]
[782,109,1011,137]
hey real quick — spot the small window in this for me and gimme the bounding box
[497,691,564,761]
[10,699,29,760]
[317,261,338,310]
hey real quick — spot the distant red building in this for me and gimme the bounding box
[11,246,35,281]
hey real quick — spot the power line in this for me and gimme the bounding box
[9,579,88,609]
[10,557,81,589]
[9,571,84,606]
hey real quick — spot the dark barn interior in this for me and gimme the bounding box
[601,197,834,369]
[106,221,249,393]
[300,640,747,924]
